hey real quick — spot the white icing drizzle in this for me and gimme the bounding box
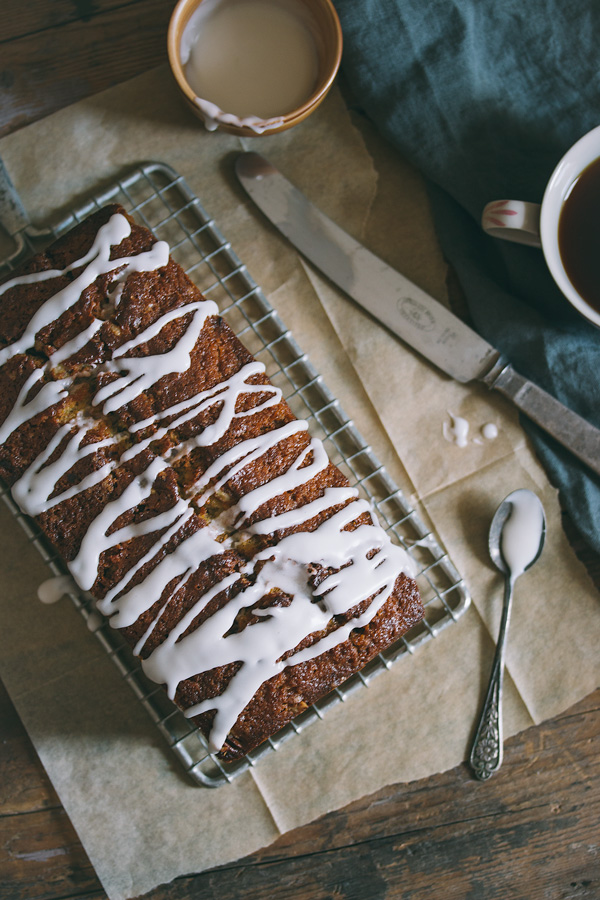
[233,433,329,527]
[0,215,169,368]
[0,368,69,447]
[51,318,105,366]
[248,484,358,535]
[0,267,66,299]
[134,359,283,451]
[2,212,416,752]
[145,496,412,752]
[13,422,117,516]
[97,508,222,629]
[69,456,170,590]
[93,300,216,415]
[189,419,306,506]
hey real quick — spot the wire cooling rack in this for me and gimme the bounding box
[0,160,470,787]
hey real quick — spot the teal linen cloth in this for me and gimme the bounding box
[335,0,600,553]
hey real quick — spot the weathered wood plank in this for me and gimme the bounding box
[1,685,597,899]
[247,692,600,863]
[144,760,600,899]
[0,0,148,43]
[145,710,600,899]
[0,0,174,137]
[0,681,60,816]
[163,809,600,900]
[0,808,103,900]
[142,692,600,897]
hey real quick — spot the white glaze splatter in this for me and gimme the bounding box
[481,423,498,441]
[37,575,74,605]
[443,411,470,448]
[443,412,499,448]
[86,611,104,632]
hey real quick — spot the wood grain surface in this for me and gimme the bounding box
[1,3,599,898]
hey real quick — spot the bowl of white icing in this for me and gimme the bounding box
[168,0,342,136]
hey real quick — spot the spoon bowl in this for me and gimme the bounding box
[489,488,546,579]
[470,488,546,781]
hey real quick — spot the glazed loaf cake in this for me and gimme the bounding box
[0,204,423,760]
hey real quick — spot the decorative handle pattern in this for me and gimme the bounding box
[470,574,514,781]
[482,361,600,480]
[469,659,503,780]
[481,199,542,247]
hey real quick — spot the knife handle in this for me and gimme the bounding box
[482,361,600,478]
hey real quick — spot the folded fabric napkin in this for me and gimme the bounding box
[335,0,600,553]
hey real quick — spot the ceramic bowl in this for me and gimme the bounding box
[167,0,343,137]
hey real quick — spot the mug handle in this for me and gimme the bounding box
[481,200,542,247]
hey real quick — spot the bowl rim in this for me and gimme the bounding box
[167,0,343,129]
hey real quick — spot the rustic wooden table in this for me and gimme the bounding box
[1,3,599,899]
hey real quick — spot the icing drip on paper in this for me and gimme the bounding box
[38,575,74,605]
[481,422,498,441]
[443,411,499,448]
[1,212,415,753]
[443,411,470,448]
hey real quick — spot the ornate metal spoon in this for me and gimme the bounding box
[470,489,546,780]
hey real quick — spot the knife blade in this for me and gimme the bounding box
[235,151,600,478]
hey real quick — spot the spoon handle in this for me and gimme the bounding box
[469,575,514,780]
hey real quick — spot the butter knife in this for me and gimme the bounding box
[235,152,600,478]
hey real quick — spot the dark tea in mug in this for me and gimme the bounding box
[558,156,600,315]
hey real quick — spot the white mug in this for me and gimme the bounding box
[482,124,600,329]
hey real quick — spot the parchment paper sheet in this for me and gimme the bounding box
[0,66,598,899]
